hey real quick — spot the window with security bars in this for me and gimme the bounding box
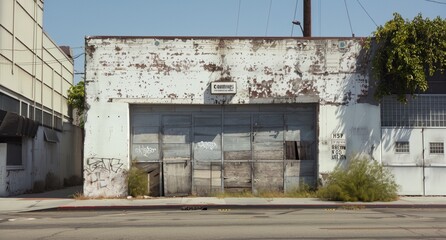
[381,95,446,127]
[395,142,410,153]
[430,142,444,154]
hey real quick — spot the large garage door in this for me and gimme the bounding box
[131,104,317,196]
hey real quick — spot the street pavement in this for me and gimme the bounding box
[2,186,446,214]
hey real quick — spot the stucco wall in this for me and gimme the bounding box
[0,125,83,197]
[84,37,380,197]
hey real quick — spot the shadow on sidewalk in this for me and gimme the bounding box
[12,186,83,199]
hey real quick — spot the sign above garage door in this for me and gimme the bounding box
[211,82,236,95]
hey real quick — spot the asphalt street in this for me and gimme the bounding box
[1,208,446,240]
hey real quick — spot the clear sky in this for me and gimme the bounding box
[43,0,446,82]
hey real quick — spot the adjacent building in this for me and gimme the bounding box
[0,0,82,196]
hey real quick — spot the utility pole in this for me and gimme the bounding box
[303,0,311,37]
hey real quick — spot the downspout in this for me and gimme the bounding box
[11,0,16,74]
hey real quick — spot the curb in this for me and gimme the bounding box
[52,203,446,211]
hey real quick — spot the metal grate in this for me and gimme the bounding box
[395,142,410,153]
[430,142,444,154]
[381,95,446,127]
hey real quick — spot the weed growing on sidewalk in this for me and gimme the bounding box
[317,158,399,202]
[127,162,148,197]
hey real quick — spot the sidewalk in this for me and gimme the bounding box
[2,186,446,214]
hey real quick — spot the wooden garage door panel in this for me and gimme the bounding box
[223,162,252,188]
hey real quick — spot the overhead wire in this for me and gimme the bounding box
[290,0,299,36]
[343,0,355,37]
[356,0,378,27]
[235,0,242,36]
[425,0,446,4]
[265,0,273,36]
[318,0,322,36]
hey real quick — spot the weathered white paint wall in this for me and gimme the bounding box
[318,104,381,174]
[85,37,379,197]
[85,37,369,105]
[83,103,129,197]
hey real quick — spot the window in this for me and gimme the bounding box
[430,142,444,154]
[395,142,410,153]
[43,111,52,128]
[0,137,23,167]
[0,93,20,114]
[21,102,28,117]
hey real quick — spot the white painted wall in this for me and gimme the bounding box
[318,104,381,174]
[83,103,129,197]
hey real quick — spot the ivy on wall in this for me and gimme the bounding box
[369,13,446,102]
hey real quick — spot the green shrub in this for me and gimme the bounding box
[317,158,399,202]
[127,163,148,197]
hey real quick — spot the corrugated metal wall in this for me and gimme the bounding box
[131,104,316,196]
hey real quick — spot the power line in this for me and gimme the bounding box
[344,0,355,37]
[265,0,273,36]
[235,0,242,36]
[318,0,322,36]
[425,0,446,4]
[290,0,299,36]
[356,0,378,27]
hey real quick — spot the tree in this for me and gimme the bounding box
[370,13,446,102]
[67,81,85,126]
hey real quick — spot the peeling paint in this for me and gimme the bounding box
[85,37,371,105]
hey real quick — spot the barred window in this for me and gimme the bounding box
[381,95,446,127]
[395,142,410,153]
[430,142,444,154]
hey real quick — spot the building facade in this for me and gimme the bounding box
[0,0,82,196]
[84,36,382,197]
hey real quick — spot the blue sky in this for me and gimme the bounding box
[43,0,446,82]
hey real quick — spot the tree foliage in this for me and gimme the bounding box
[67,81,85,118]
[371,13,446,102]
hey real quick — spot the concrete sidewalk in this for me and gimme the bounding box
[2,186,446,214]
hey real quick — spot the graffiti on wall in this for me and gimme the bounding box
[85,157,124,174]
[133,145,157,157]
[84,157,127,196]
[196,141,217,150]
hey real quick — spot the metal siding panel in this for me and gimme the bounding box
[253,115,283,127]
[132,143,160,162]
[223,162,252,189]
[162,115,191,126]
[163,161,191,196]
[162,143,190,160]
[132,114,160,127]
[224,115,251,125]
[253,162,284,192]
[224,151,251,160]
[424,167,446,195]
[253,127,284,142]
[193,162,222,196]
[388,166,424,195]
[194,116,222,126]
[162,127,190,144]
[132,127,159,143]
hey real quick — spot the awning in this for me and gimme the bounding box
[0,110,39,138]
